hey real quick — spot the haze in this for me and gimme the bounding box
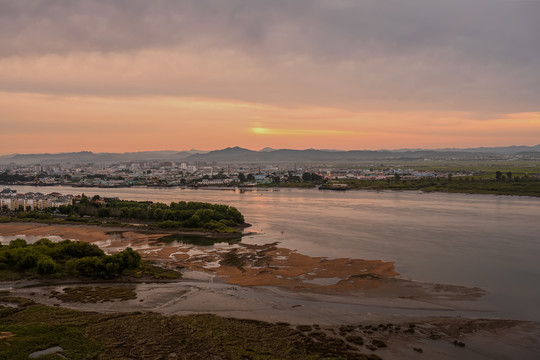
[1,0,539,154]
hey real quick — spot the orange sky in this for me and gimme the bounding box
[1,1,539,154]
[2,91,539,154]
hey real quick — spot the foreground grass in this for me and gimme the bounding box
[0,300,379,360]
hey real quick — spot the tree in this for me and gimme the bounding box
[80,194,90,205]
[37,256,56,275]
[9,238,27,248]
[246,174,255,182]
[495,171,503,181]
[238,173,246,182]
[507,171,512,181]
[302,172,312,182]
[394,174,401,182]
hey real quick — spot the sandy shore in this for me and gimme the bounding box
[2,222,539,358]
[0,222,486,301]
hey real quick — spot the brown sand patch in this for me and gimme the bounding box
[1,223,486,300]
[0,223,109,242]
[211,246,399,292]
[0,332,14,339]
[156,243,485,300]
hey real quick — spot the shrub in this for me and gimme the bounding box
[37,256,56,275]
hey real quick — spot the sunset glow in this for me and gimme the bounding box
[1,0,539,154]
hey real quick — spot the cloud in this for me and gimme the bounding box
[0,0,539,116]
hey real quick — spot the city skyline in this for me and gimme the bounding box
[1,0,539,154]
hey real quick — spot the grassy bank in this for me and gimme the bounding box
[0,299,380,360]
[321,178,540,197]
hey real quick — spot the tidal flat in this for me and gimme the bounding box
[1,222,540,359]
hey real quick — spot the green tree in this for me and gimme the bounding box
[238,173,246,182]
[80,194,90,205]
[37,256,56,275]
[9,238,27,248]
[495,171,503,181]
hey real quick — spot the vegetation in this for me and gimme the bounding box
[62,196,244,232]
[0,302,380,360]
[321,175,540,197]
[50,286,137,303]
[0,196,245,233]
[0,238,144,279]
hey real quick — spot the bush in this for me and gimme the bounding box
[37,256,56,275]
[0,239,144,279]
[9,238,27,248]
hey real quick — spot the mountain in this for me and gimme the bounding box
[430,144,540,154]
[1,144,538,165]
[186,148,495,163]
[0,151,193,165]
[259,147,277,152]
[188,147,258,162]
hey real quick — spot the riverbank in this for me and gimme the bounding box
[0,222,485,303]
[0,222,244,245]
[2,222,540,358]
[3,280,539,359]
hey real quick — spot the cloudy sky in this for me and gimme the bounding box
[1,0,539,154]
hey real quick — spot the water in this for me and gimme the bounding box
[7,185,540,321]
[0,235,64,245]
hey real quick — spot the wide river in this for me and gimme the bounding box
[5,185,540,321]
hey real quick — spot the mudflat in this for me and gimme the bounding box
[2,222,540,359]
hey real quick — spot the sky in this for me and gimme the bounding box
[1,0,540,154]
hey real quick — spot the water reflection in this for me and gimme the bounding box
[6,185,540,321]
[0,235,64,245]
[153,234,241,247]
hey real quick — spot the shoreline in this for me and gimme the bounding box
[2,222,540,358]
[0,222,485,299]
[0,221,246,242]
[3,279,540,359]
[4,182,540,198]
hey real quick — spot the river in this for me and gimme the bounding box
[5,185,540,321]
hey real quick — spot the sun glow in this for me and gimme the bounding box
[251,127,359,136]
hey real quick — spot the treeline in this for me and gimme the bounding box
[58,196,245,232]
[0,238,141,278]
[325,175,540,197]
[0,171,31,183]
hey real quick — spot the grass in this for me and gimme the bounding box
[50,286,137,303]
[322,178,540,197]
[0,302,380,360]
[124,262,183,280]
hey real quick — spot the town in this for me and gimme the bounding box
[0,160,471,189]
[0,188,73,211]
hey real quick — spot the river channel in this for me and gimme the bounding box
[4,185,540,321]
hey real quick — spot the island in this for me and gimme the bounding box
[0,191,247,235]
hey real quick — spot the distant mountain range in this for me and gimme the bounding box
[1,145,539,165]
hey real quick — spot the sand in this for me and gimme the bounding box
[0,222,486,301]
[2,222,539,359]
